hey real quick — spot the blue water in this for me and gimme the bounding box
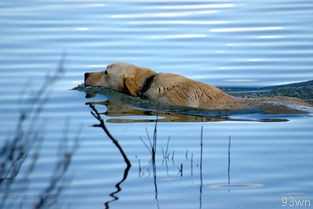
[0,1,313,209]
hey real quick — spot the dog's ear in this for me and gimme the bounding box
[124,77,139,97]
[123,67,156,97]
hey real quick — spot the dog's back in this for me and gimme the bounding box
[143,73,235,108]
[143,72,312,113]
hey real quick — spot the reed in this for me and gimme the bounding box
[0,56,80,209]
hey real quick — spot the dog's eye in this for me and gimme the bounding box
[104,70,108,75]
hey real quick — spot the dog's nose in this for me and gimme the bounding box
[84,72,91,81]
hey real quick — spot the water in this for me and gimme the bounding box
[0,0,313,209]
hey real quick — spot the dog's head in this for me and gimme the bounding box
[84,62,156,97]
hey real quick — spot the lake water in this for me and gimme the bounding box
[0,0,313,209]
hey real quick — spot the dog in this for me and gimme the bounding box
[84,62,311,112]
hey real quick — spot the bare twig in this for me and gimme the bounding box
[88,103,131,167]
[0,55,81,209]
[228,136,231,184]
[87,103,131,209]
[34,122,80,209]
[199,126,203,209]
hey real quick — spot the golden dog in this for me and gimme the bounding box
[84,62,311,112]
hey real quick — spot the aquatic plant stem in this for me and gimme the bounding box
[199,126,203,209]
[88,103,131,168]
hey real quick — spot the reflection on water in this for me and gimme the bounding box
[1,0,313,209]
[87,103,131,208]
[88,97,292,123]
[209,136,264,192]
[103,160,130,209]
[80,89,296,123]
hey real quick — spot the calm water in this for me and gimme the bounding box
[0,0,313,209]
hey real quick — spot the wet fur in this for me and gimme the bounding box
[84,62,311,112]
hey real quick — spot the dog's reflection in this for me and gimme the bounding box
[85,92,290,123]
[85,93,229,123]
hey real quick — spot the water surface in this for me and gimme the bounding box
[0,0,313,209]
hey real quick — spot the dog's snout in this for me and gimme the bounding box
[84,72,91,81]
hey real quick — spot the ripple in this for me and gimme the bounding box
[209,26,284,33]
[1,1,313,209]
[111,10,219,18]
[129,20,232,25]
[144,3,236,10]
[257,35,284,39]
[209,183,264,190]
[150,34,208,39]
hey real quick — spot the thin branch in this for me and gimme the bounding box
[88,103,131,168]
